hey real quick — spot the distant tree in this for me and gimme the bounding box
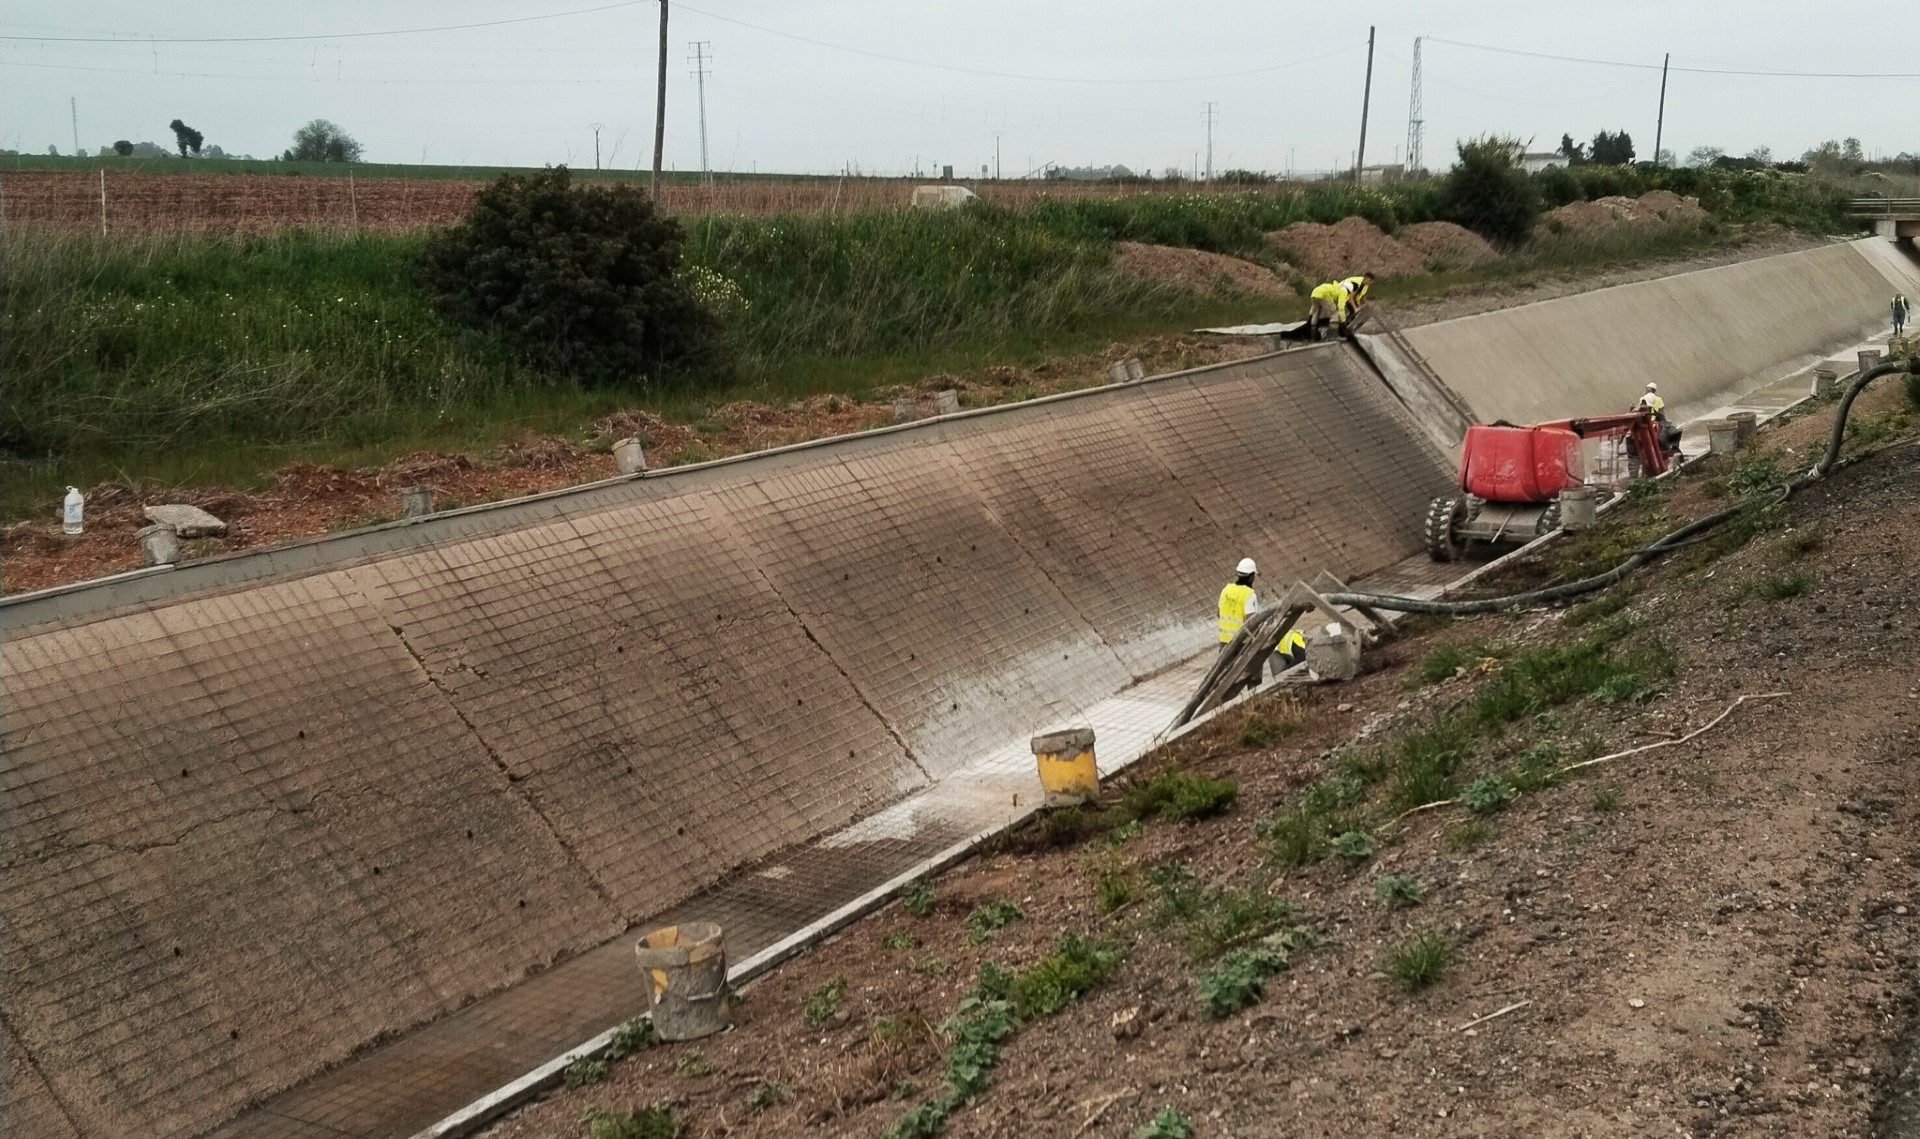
[1442,135,1540,247]
[205,144,226,159]
[1710,154,1766,171]
[1588,130,1635,165]
[168,119,204,157]
[1557,133,1587,165]
[1685,145,1724,168]
[113,139,135,157]
[46,145,59,156]
[1746,145,1773,166]
[284,119,364,162]
[1655,148,1675,166]
[1842,137,1865,163]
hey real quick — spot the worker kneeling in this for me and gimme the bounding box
[1218,557,1308,693]
[1636,383,1683,456]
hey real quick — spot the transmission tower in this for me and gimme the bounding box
[1405,37,1425,175]
[688,40,712,185]
[1202,101,1218,181]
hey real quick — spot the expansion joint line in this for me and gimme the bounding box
[382,622,621,917]
[0,1013,87,1136]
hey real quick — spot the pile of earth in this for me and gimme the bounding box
[1395,221,1502,271]
[1111,242,1292,298]
[1542,189,1710,234]
[1265,216,1427,280]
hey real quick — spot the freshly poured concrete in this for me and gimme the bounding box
[1400,238,1919,426]
[1,344,1454,1138]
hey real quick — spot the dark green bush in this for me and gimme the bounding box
[418,166,714,383]
[1443,136,1542,247]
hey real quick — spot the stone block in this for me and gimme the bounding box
[142,504,227,538]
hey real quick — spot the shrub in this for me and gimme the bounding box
[1135,1107,1197,1139]
[966,900,1025,943]
[1462,775,1517,814]
[1124,768,1239,821]
[583,1104,680,1139]
[1331,830,1375,861]
[803,977,847,1027]
[899,879,935,917]
[563,1057,608,1087]
[1374,874,1425,907]
[605,1016,655,1060]
[1004,933,1121,1018]
[1196,927,1313,1017]
[1095,866,1135,913]
[418,166,715,383]
[1442,137,1541,246]
[1382,932,1451,991]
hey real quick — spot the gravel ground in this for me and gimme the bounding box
[482,394,1920,1139]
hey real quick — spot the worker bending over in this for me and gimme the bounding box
[1306,282,1348,340]
[1339,272,1376,331]
[1217,557,1307,692]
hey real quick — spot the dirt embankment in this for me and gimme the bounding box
[1267,216,1427,280]
[482,390,1920,1139]
[1542,189,1711,236]
[1113,241,1292,298]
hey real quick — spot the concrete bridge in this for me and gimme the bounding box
[1851,197,1920,240]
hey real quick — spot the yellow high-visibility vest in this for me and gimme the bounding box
[1641,393,1665,415]
[1279,629,1307,655]
[1340,276,1371,306]
[1310,281,1347,313]
[1218,583,1254,643]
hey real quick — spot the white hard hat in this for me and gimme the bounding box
[1235,557,1257,575]
[1646,382,1659,391]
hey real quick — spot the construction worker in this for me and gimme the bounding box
[1306,281,1348,340]
[1895,293,1910,336]
[1217,558,1307,687]
[1339,272,1376,331]
[1636,383,1682,455]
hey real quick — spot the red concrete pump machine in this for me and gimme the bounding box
[1424,411,1675,561]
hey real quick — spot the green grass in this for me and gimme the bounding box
[1122,768,1239,822]
[898,879,934,918]
[1416,640,1502,684]
[1195,926,1314,1018]
[1238,713,1297,748]
[562,1057,608,1088]
[1373,874,1425,907]
[1382,932,1451,992]
[1591,785,1623,813]
[1441,819,1493,851]
[1741,568,1816,602]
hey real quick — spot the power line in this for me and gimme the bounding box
[1425,36,1920,79]
[0,1,650,44]
[673,4,1365,86]
[688,40,711,186]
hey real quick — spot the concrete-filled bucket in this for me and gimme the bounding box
[634,922,730,1041]
[1031,728,1098,807]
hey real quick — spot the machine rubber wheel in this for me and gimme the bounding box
[1535,501,1563,538]
[1424,496,1468,562]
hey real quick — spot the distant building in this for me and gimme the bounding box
[1357,163,1406,184]
[1520,152,1567,174]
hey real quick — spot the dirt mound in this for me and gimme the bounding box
[1264,216,1426,280]
[1544,190,1710,234]
[1112,241,1292,298]
[1396,221,1501,271]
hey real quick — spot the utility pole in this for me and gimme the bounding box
[70,96,79,155]
[590,122,604,170]
[993,132,1001,179]
[651,0,668,196]
[1201,102,1217,181]
[689,41,712,185]
[1354,25,1376,181]
[1404,37,1424,175]
[1653,51,1670,166]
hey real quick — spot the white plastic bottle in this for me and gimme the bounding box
[62,487,84,535]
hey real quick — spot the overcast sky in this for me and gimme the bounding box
[3,0,1915,175]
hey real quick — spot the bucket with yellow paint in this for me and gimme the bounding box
[1031,727,1099,807]
[633,921,730,1041]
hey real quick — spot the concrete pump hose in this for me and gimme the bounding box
[1320,358,1914,618]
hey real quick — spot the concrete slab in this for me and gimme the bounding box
[143,503,228,537]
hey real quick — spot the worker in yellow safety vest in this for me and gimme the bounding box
[1218,558,1308,685]
[1340,272,1375,311]
[1636,382,1666,418]
[1306,282,1348,340]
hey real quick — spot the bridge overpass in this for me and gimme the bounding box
[1852,197,1920,240]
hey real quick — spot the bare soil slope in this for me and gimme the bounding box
[484,390,1920,1139]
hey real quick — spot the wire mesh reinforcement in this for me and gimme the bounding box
[0,344,1456,1139]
